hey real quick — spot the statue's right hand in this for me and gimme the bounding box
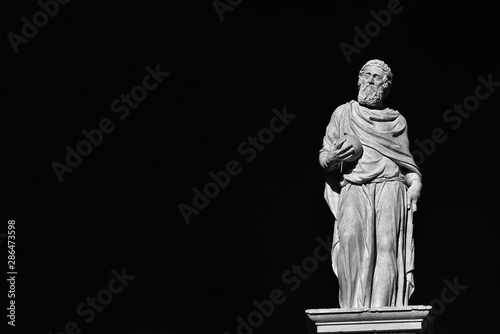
[327,138,355,163]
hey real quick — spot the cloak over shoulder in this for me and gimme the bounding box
[323,100,421,218]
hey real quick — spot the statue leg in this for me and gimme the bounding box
[371,181,405,307]
[337,183,375,308]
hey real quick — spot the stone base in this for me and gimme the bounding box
[305,305,433,333]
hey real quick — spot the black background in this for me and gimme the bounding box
[4,0,500,333]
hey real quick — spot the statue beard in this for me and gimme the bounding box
[357,84,384,107]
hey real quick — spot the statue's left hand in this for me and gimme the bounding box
[407,180,422,212]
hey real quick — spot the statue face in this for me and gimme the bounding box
[357,65,385,108]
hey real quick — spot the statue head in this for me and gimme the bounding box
[357,59,393,108]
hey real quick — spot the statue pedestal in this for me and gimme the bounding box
[305,305,433,333]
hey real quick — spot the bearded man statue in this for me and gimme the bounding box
[319,59,423,308]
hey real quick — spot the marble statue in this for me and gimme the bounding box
[319,59,422,308]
